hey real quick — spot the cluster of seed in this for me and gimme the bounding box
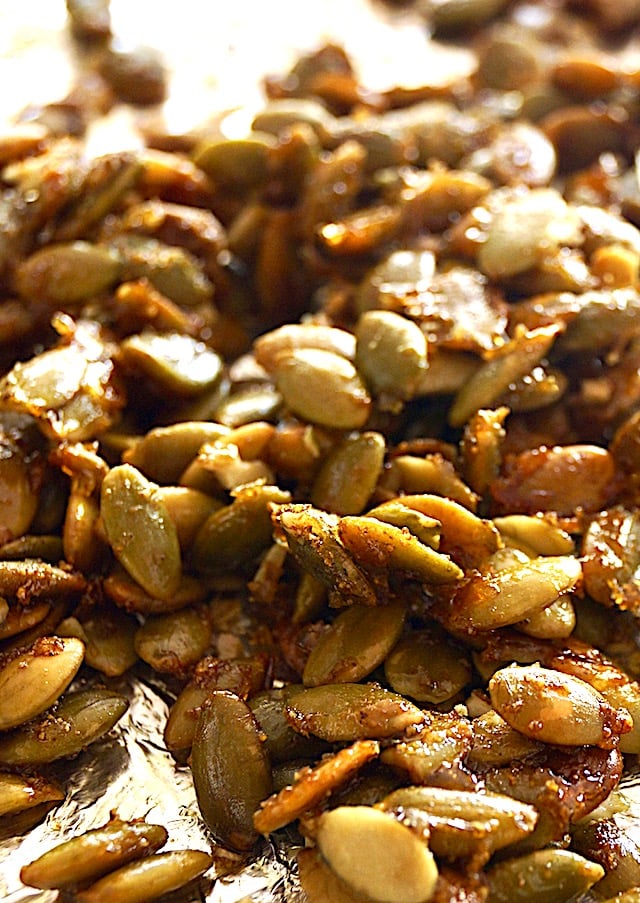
[5,1,640,901]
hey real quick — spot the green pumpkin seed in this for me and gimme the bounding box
[194,133,276,189]
[354,311,428,406]
[379,785,538,861]
[0,600,51,640]
[485,848,604,903]
[20,817,168,890]
[271,347,371,430]
[0,635,84,731]
[303,601,406,687]
[315,805,438,903]
[134,607,211,676]
[273,504,377,606]
[103,567,207,615]
[366,501,441,548]
[101,463,182,600]
[285,683,425,742]
[74,849,213,903]
[14,241,122,304]
[384,623,472,703]
[445,553,582,633]
[0,558,85,602]
[489,663,633,747]
[119,332,223,396]
[338,515,463,584]
[164,656,266,754]
[493,514,575,557]
[467,709,543,768]
[311,431,386,515]
[191,690,272,852]
[110,234,213,307]
[449,323,563,428]
[122,420,230,483]
[254,323,356,372]
[58,608,138,677]
[0,686,129,765]
[249,687,330,764]
[0,534,64,562]
[0,771,64,818]
[191,483,290,575]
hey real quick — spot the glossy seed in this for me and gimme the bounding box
[0,686,129,765]
[445,554,582,633]
[379,785,538,861]
[134,607,210,676]
[250,687,330,764]
[384,624,472,704]
[489,663,633,748]
[354,311,428,405]
[191,690,272,852]
[310,431,386,515]
[14,241,122,304]
[0,772,64,818]
[0,636,84,731]
[315,805,438,903]
[486,849,604,903]
[271,347,371,430]
[254,739,379,834]
[122,421,230,484]
[302,602,406,687]
[119,332,223,396]
[338,515,463,584]
[101,463,182,600]
[191,483,290,575]
[74,849,213,903]
[20,817,168,890]
[285,683,425,742]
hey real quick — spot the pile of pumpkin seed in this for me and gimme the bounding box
[7,0,640,900]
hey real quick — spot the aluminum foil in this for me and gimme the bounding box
[0,672,307,902]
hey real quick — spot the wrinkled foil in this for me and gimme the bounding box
[0,672,307,902]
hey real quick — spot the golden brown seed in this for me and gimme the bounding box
[20,818,168,890]
[489,663,633,748]
[74,849,213,903]
[254,739,379,834]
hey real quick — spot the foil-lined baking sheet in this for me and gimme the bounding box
[0,670,307,902]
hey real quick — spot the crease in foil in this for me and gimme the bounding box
[0,673,305,902]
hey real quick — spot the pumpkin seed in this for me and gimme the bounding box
[20,817,168,890]
[384,623,472,703]
[122,420,230,484]
[485,848,604,903]
[58,607,138,677]
[134,606,211,676]
[285,683,425,742]
[119,332,223,396]
[191,690,272,852]
[444,553,582,633]
[338,514,464,585]
[191,483,290,575]
[489,663,633,747]
[0,772,64,818]
[302,601,406,687]
[271,347,371,430]
[101,463,182,600]
[379,785,538,862]
[297,847,374,903]
[0,635,84,731]
[310,431,385,515]
[74,849,213,903]
[354,311,428,406]
[315,805,438,903]
[249,687,330,764]
[14,241,122,304]
[0,686,129,765]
